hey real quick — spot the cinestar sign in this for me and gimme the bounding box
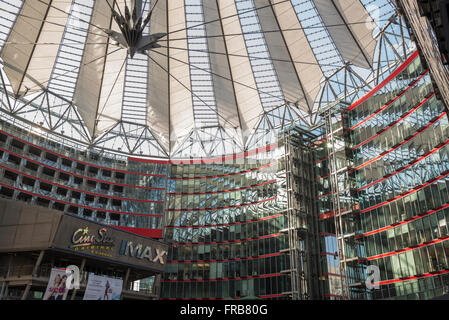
[70,227,115,248]
[118,240,167,264]
[52,215,168,272]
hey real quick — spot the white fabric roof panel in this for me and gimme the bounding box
[167,0,195,152]
[1,0,70,97]
[255,0,324,112]
[147,0,170,152]
[312,0,377,69]
[203,0,242,139]
[73,0,112,136]
[271,0,325,112]
[0,0,379,155]
[95,42,127,134]
[217,0,264,136]
[75,0,128,136]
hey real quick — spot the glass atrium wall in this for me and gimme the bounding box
[161,149,291,300]
[161,134,322,300]
[325,51,449,300]
[0,119,167,237]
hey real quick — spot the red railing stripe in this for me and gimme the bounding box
[0,162,164,204]
[364,203,449,237]
[352,92,435,150]
[165,196,277,212]
[0,180,163,217]
[0,146,165,190]
[368,236,449,260]
[375,269,449,286]
[165,214,282,229]
[0,130,167,177]
[167,180,276,196]
[350,70,429,130]
[168,162,278,180]
[348,51,419,111]
[359,140,449,214]
[353,112,446,172]
[161,272,283,283]
[167,252,282,264]
[170,232,283,246]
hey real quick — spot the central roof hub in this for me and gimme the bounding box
[104,0,166,58]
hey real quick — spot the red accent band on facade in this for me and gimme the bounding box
[360,135,449,190]
[313,138,327,146]
[165,196,277,212]
[354,112,446,172]
[315,173,330,182]
[375,269,449,286]
[348,51,419,111]
[317,191,332,199]
[114,226,162,238]
[0,162,164,204]
[0,130,167,177]
[258,293,285,298]
[319,210,335,220]
[352,92,435,150]
[321,273,344,278]
[128,144,278,165]
[167,252,282,264]
[161,272,283,283]
[0,180,163,217]
[168,161,278,180]
[167,180,277,196]
[0,146,165,191]
[164,214,283,229]
[127,157,169,164]
[170,232,283,246]
[363,203,449,237]
[320,232,336,237]
[170,143,278,165]
[368,236,449,261]
[350,70,429,130]
[320,252,338,257]
[314,155,329,164]
[359,144,449,214]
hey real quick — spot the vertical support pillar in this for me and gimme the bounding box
[153,274,162,299]
[0,254,13,300]
[32,250,45,277]
[0,282,5,300]
[21,250,45,300]
[121,268,131,300]
[21,282,31,300]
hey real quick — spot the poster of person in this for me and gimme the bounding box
[42,268,70,300]
[83,273,123,300]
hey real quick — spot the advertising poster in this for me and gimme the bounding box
[42,268,70,300]
[83,274,123,300]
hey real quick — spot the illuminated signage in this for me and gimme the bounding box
[67,226,167,266]
[69,227,115,258]
[118,240,167,264]
[70,227,115,248]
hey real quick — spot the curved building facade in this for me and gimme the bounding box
[1,0,449,302]
[160,138,322,300]
[321,52,449,300]
[0,119,167,239]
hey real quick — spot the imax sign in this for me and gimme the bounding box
[118,240,167,265]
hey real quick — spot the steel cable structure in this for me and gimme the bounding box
[0,0,412,159]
